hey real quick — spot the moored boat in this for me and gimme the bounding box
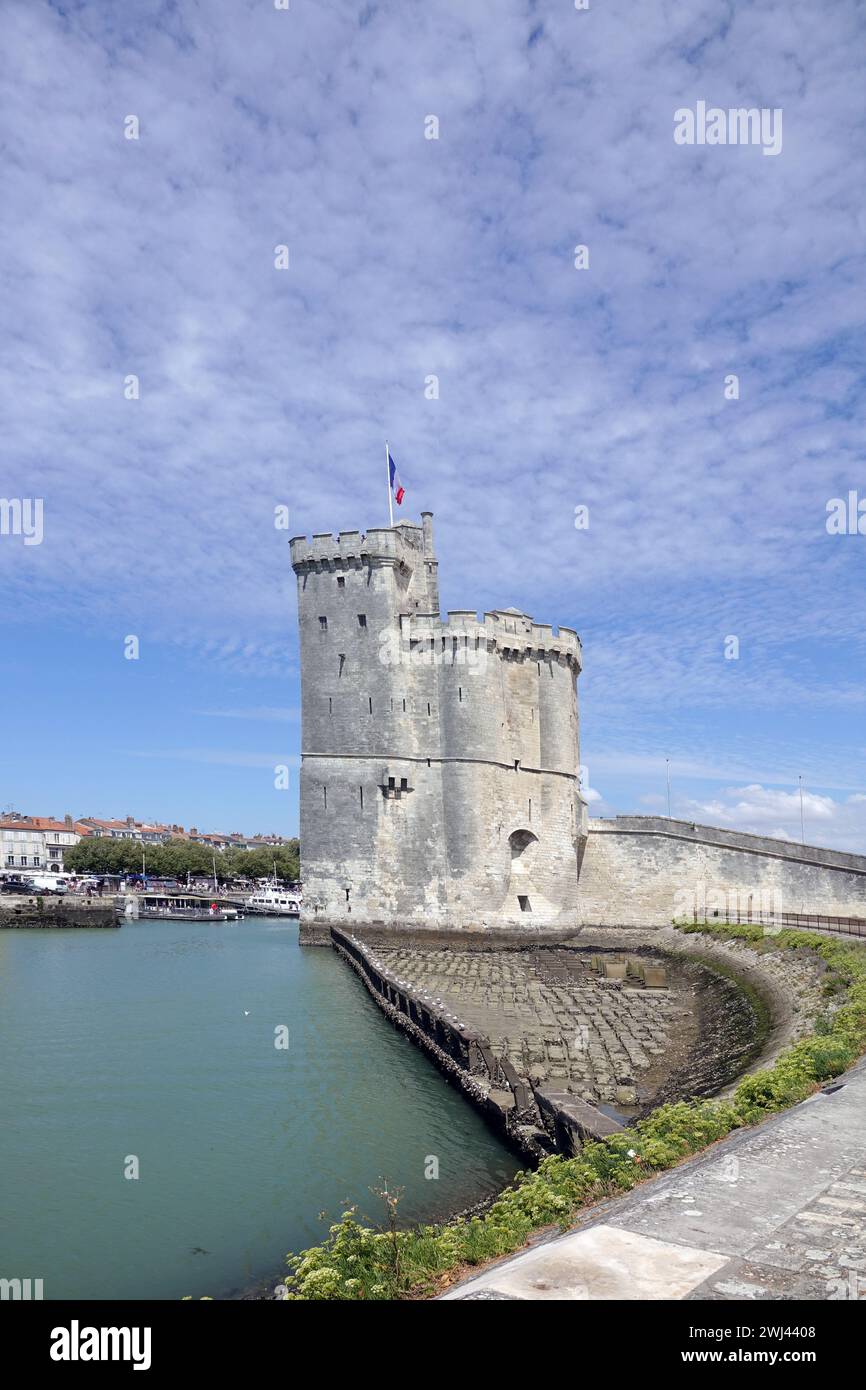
[244,887,301,917]
[125,893,238,922]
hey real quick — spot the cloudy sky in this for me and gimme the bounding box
[2,0,865,847]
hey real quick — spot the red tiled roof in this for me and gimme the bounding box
[0,817,91,835]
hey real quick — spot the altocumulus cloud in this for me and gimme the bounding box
[1,0,864,833]
[679,785,866,854]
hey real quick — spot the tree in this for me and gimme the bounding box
[64,835,300,881]
[65,838,139,874]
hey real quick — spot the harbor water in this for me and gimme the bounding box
[0,916,519,1299]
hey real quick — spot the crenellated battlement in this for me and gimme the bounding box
[393,608,581,667]
[290,517,578,666]
[290,518,430,572]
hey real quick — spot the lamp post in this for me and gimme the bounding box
[666,759,672,819]
[798,775,806,844]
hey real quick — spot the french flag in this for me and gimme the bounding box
[388,449,405,506]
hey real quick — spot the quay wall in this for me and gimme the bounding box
[300,919,586,948]
[328,926,541,1155]
[0,899,120,929]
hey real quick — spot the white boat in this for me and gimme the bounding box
[244,887,301,917]
[125,893,239,922]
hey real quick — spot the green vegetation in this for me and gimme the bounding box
[281,923,866,1301]
[64,836,299,883]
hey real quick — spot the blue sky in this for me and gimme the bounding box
[2,0,865,848]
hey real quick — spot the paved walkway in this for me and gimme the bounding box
[442,1057,866,1300]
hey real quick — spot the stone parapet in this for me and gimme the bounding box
[589,817,866,875]
[580,819,866,927]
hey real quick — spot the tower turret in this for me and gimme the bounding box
[290,516,586,934]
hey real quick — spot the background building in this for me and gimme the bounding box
[79,817,175,844]
[0,814,90,872]
[1,812,293,873]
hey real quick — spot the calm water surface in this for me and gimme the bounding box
[0,917,519,1299]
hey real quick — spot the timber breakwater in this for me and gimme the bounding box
[330,925,828,1160]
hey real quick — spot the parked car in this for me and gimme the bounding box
[0,876,38,894]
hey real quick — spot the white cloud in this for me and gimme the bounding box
[680,783,866,853]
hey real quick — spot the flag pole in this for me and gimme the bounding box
[385,439,394,527]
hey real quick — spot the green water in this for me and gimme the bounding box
[0,917,519,1300]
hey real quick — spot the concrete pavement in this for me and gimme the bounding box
[442,1056,866,1301]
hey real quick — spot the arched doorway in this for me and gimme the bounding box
[508,829,538,912]
[509,828,538,865]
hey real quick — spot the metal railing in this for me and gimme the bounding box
[700,908,866,939]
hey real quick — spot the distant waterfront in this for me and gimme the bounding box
[0,917,519,1300]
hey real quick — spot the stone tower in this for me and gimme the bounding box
[289,515,587,932]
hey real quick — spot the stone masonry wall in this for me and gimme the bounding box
[579,817,866,927]
[0,898,119,928]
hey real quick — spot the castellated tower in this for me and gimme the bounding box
[290,514,587,932]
